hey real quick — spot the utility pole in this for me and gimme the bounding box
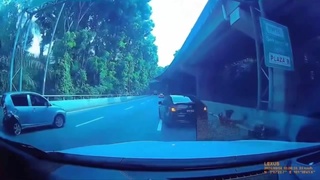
[20,17,33,91]
[42,3,65,95]
[9,11,25,92]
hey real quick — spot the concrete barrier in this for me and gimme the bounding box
[202,101,320,142]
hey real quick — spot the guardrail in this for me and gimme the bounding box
[43,94,136,101]
[50,95,147,111]
[0,94,140,101]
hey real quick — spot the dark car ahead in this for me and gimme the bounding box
[158,95,208,127]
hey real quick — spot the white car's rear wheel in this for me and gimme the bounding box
[12,121,22,135]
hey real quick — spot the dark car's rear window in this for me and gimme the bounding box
[187,95,205,106]
[171,95,193,104]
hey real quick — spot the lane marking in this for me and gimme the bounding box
[125,106,134,110]
[157,120,162,131]
[68,105,110,113]
[75,117,104,127]
[67,96,151,114]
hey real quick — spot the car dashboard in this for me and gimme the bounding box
[0,140,319,180]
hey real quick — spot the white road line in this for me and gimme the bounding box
[125,106,134,110]
[68,105,111,113]
[157,120,162,131]
[75,117,104,127]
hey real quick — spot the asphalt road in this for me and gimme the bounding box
[0,96,198,151]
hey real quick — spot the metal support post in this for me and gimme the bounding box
[258,0,273,109]
[250,0,273,110]
[250,6,262,110]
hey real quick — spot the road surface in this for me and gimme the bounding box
[0,96,198,151]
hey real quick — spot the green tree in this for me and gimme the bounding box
[0,0,159,96]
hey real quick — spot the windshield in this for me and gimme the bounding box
[0,0,319,157]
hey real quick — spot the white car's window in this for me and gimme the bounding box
[11,95,28,107]
[30,94,47,106]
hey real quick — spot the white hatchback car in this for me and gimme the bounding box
[1,91,66,135]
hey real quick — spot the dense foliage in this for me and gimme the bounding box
[0,0,161,95]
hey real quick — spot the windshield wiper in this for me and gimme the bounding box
[0,137,48,158]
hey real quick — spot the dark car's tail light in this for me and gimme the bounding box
[169,107,176,112]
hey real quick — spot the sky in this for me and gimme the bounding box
[149,0,208,67]
[28,0,208,67]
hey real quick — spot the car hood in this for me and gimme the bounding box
[56,140,320,159]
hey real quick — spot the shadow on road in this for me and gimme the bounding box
[0,125,54,136]
[197,114,249,141]
[161,123,197,141]
[21,126,54,134]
